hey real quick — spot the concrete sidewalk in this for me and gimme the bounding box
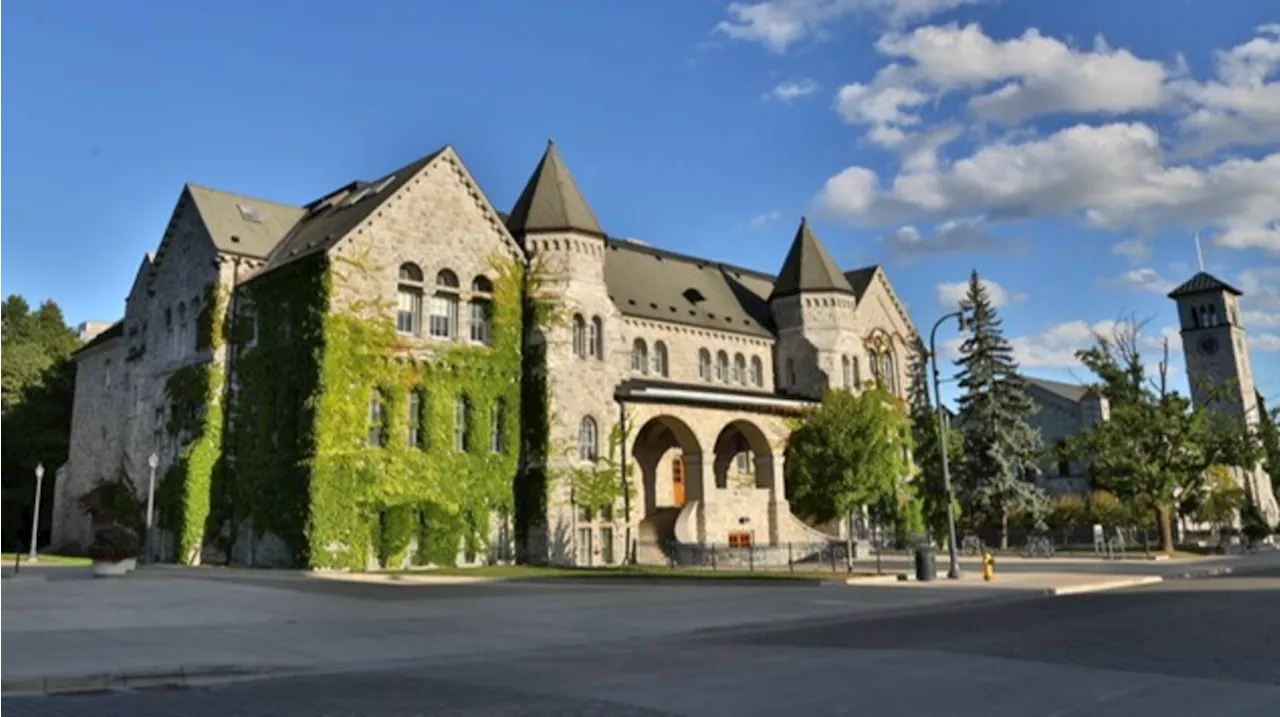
[5,555,1267,696]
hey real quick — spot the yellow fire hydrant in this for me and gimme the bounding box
[982,551,995,582]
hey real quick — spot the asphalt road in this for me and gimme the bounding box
[7,568,1278,716]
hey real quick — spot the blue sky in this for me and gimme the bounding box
[4,0,1277,405]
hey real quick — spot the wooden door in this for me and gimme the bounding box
[672,455,687,507]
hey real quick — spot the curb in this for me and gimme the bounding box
[1044,575,1164,597]
[1164,566,1236,580]
[822,573,907,586]
[2,664,275,696]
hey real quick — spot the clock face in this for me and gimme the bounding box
[1198,336,1220,356]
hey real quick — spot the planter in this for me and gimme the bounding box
[92,557,136,577]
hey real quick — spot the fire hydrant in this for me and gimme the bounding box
[982,551,995,582]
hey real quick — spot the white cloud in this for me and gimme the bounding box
[716,0,990,53]
[833,24,1167,147]
[880,216,1016,255]
[1251,334,1280,352]
[1169,25,1280,156]
[1112,238,1152,264]
[747,210,783,229]
[815,122,1280,253]
[1239,266,1280,329]
[1098,268,1176,294]
[765,79,820,102]
[935,276,1025,308]
[960,319,1182,369]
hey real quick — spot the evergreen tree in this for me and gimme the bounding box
[1257,391,1280,497]
[952,270,1046,548]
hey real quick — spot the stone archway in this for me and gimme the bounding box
[712,419,775,492]
[632,415,703,546]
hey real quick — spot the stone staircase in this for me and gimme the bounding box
[635,507,682,564]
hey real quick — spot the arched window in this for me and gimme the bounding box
[430,270,460,338]
[631,339,649,373]
[698,349,712,381]
[885,351,898,395]
[407,388,426,449]
[590,317,604,359]
[490,398,506,454]
[579,416,598,462]
[652,341,669,377]
[368,389,385,447]
[842,355,852,389]
[176,303,188,357]
[733,353,746,385]
[454,395,470,452]
[786,358,796,387]
[397,263,424,336]
[715,351,729,383]
[869,349,881,386]
[572,315,587,357]
[469,276,493,344]
[750,356,764,387]
[851,356,860,387]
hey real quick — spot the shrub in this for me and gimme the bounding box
[87,524,141,562]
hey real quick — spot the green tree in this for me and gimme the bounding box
[910,405,964,545]
[952,270,1046,548]
[1195,464,1247,536]
[787,386,914,563]
[1048,493,1087,543]
[1255,391,1280,497]
[1088,490,1126,529]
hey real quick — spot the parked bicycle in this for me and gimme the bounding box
[961,534,985,556]
[1021,534,1054,558]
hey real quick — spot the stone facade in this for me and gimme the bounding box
[53,140,926,567]
[1023,378,1110,496]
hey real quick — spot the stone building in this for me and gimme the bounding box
[52,140,925,568]
[1023,377,1109,497]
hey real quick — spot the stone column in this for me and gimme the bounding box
[767,452,787,545]
[685,454,709,544]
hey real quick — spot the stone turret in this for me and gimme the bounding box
[768,219,860,398]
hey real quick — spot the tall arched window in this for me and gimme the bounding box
[715,351,729,383]
[572,314,587,358]
[786,358,796,387]
[698,349,712,381]
[407,388,427,450]
[851,356,860,387]
[652,341,669,377]
[579,416,598,461]
[750,356,764,387]
[454,395,471,452]
[176,302,188,357]
[491,398,506,454]
[590,317,604,359]
[869,349,881,386]
[732,353,746,385]
[397,263,424,336]
[469,276,493,344]
[430,269,460,338]
[842,355,852,389]
[631,339,649,373]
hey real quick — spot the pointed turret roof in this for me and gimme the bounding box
[506,140,604,238]
[769,218,855,300]
[1167,271,1243,299]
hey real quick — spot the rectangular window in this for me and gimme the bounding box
[578,505,594,522]
[576,527,594,566]
[469,300,492,344]
[600,527,615,564]
[728,532,752,549]
[455,398,469,452]
[490,401,505,453]
[369,391,385,447]
[430,294,456,338]
[397,288,422,335]
[408,391,424,449]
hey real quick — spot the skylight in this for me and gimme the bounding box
[237,204,262,223]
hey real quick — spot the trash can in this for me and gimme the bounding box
[914,545,937,582]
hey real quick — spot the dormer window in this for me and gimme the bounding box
[237,203,262,223]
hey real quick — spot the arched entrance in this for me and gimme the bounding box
[712,419,775,491]
[632,415,702,547]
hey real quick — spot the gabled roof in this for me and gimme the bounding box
[1167,271,1243,299]
[1025,376,1090,403]
[769,218,855,300]
[186,185,305,259]
[506,140,604,238]
[262,149,445,271]
[604,240,775,337]
[843,266,879,301]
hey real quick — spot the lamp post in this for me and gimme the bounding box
[930,308,969,580]
[145,452,159,563]
[29,463,45,561]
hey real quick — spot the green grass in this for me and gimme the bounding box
[398,564,879,582]
[1,552,92,566]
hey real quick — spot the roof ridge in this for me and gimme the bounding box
[606,238,777,282]
[185,183,301,210]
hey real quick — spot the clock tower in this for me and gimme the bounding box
[1169,271,1278,524]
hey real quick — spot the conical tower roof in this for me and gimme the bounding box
[769,218,855,300]
[506,140,604,238]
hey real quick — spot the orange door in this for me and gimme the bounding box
[672,455,686,507]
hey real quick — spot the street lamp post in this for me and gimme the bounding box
[29,463,45,562]
[145,453,160,564]
[930,309,969,580]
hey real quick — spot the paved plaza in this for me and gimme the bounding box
[3,553,1277,715]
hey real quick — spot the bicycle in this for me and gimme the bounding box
[1021,534,1054,558]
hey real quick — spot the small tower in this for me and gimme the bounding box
[1169,271,1279,524]
[768,218,859,397]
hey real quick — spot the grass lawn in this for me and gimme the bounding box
[399,564,881,582]
[1,552,91,566]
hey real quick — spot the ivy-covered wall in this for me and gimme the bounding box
[225,251,533,570]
